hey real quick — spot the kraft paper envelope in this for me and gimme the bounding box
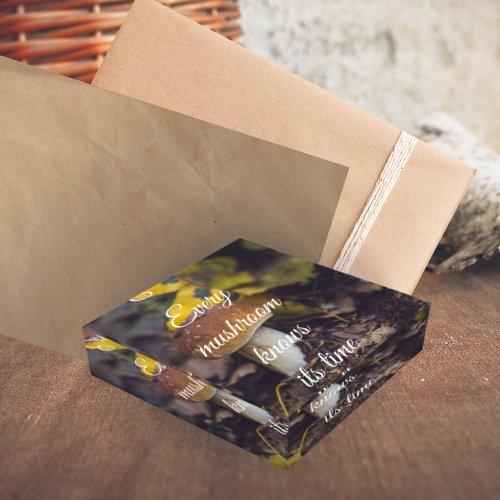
[93,0,475,294]
[0,57,347,360]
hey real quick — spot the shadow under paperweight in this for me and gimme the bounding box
[82,239,429,468]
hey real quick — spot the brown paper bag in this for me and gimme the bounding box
[93,0,475,294]
[0,57,347,360]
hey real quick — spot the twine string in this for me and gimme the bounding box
[334,131,418,274]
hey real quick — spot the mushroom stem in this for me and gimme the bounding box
[174,302,390,420]
[241,327,341,418]
[240,326,307,376]
[211,389,273,425]
[155,363,274,426]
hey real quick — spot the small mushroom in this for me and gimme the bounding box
[173,303,335,418]
[175,302,307,376]
[155,363,272,425]
[175,306,395,419]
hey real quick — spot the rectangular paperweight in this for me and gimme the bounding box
[83,239,429,467]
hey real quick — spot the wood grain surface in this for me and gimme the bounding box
[1,259,498,500]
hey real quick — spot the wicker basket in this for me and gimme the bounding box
[0,0,242,83]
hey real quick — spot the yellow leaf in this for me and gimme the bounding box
[165,282,218,331]
[130,278,187,301]
[134,353,164,377]
[234,257,316,295]
[85,336,126,351]
[266,451,303,469]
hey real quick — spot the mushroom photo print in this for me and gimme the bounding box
[83,239,429,468]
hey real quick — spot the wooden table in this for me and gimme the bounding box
[1,259,498,500]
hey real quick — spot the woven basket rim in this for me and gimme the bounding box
[0,0,242,82]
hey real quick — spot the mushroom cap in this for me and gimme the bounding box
[176,302,272,359]
[156,365,216,402]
